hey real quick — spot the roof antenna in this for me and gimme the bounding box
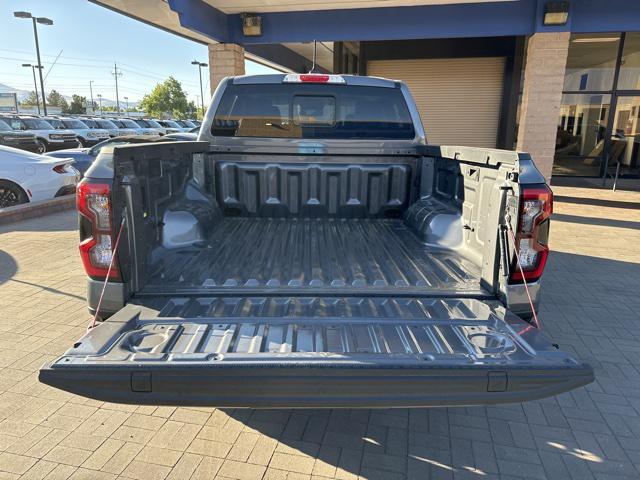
[309,40,320,73]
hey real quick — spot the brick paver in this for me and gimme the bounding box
[0,184,639,479]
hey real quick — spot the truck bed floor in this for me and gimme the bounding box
[146,218,484,295]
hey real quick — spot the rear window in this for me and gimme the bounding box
[211,83,415,139]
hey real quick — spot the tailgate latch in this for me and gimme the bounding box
[487,371,508,392]
[131,372,152,392]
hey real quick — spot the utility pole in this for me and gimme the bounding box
[14,11,53,115]
[112,62,122,114]
[97,94,103,116]
[89,80,94,114]
[191,60,207,119]
[21,63,43,114]
[124,96,129,114]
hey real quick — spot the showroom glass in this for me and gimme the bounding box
[607,95,640,177]
[553,93,612,176]
[212,84,415,139]
[617,33,640,90]
[563,34,620,92]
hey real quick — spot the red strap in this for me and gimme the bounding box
[89,217,126,330]
[505,225,542,332]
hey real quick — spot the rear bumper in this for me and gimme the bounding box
[39,363,594,408]
[46,139,79,150]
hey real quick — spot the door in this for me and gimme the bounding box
[367,57,506,148]
[605,95,640,179]
[40,297,593,408]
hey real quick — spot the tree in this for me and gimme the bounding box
[21,91,39,106]
[47,89,68,112]
[139,77,189,119]
[68,95,87,114]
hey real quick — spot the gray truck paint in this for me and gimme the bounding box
[40,75,592,406]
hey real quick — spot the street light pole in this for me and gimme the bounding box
[21,63,43,114]
[124,96,129,114]
[14,12,53,116]
[97,94,103,116]
[89,81,94,114]
[112,62,122,114]
[191,60,207,119]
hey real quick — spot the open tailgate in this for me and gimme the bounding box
[39,297,593,407]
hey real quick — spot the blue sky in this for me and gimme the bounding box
[0,0,275,104]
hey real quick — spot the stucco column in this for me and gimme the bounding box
[516,32,570,182]
[208,43,245,94]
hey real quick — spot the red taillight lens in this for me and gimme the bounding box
[77,181,119,279]
[299,74,330,82]
[509,185,553,283]
[53,164,67,174]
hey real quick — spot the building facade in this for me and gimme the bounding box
[92,0,640,182]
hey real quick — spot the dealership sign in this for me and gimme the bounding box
[0,93,18,113]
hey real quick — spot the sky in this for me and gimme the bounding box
[0,0,276,105]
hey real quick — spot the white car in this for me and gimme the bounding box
[0,145,79,208]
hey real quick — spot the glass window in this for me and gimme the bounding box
[212,83,415,139]
[0,120,12,131]
[564,34,620,91]
[62,119,88,129]
[292,96,335,126]
[607,95,640,178]
[618,33,640,90]
[554,93,611,176]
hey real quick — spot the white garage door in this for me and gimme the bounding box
[368,57,506,148]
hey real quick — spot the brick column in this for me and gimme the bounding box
[516,32,570,182]
[208,43,245,94]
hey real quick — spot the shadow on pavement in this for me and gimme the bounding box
[551,213,640,230]
[0,250,17,286]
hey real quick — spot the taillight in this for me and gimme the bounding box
[77,181,119,279]
[53,164,68,174]
[283,73,346,84]
[509,185,553,283]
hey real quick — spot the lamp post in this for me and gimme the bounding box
[97,94,103,116]
[124,96,129,114]
[21,63,43,114]
[14,11,53,115]
[89,80,95,114]
[191,60,207,119]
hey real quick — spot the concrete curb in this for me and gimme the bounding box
[0,195,76,225]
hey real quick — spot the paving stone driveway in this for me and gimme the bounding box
[0,184,639,480]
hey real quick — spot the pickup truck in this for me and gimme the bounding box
[39,74,593,408]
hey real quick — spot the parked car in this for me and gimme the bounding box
[47,117,110,147]
[40,73,594,408]
[175,119,196,130]
[131,118,165,135]
[89,118,125,138]
[0,145,78,208]
[0,115,79,153]
[0,119,41,153]
[106,119,140,136]
[46,135,166,176]
[154,119,183,133]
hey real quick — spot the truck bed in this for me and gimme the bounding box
[144,217,485,295]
